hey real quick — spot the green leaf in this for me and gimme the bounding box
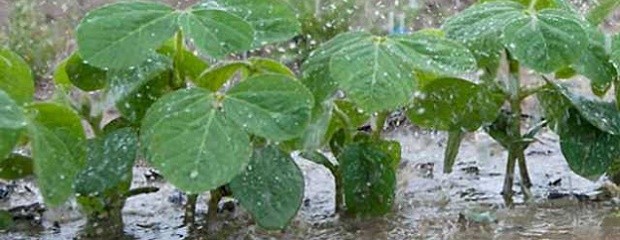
[408,78,503,131]
[572,28,616,96]
[610,33,620,71]
[76,2,179,69]
[586,0,620,26]
[230,145,304,230]
[298,102,333,152]
[339,142,396,216]
[208,0,301,46]
[0,154,33,180]
[26,103,86,206]
[329,32,475,112]
[558,108,620,180]
[502,9,587,73]
[65,53,107,91]
[157,40,210,82]
[180,7,253,58]
[0,48,34,105]
[108,54,172,123]
[0,90,27,130]
[75,128,137,196]
[353,134,402,170]
[443,2,522,69]
[141,88,251,193]
[302,32,369,104]
[0,90,27,160]
[548,81,620,135]
[53,57,72,92]
[194,61,250,91]
[223,74,314,141]
[248,58,295,77]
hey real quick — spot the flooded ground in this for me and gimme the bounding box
[1,127,619,239]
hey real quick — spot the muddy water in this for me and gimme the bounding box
[1,128,620,239]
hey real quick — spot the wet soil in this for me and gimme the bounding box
[1,127,619,239]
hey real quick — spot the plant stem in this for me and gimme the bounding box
[372,111,389,140]
[444,130,464,174]
[518,84,546,100]
[184,194,198,227]
[502,149,517,206]
[334,167,344,213]
[517,150,533,200]
[333,104,353,143]
[207,188,223,225]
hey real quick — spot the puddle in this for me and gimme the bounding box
[1,127,618,239]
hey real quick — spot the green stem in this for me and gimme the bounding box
[184,194,198,227]
[528,0,539,12]
[518,84,546,100]
[334,167,344,213]
[444,130,465,174]
[207,188,223,225]
[333,104,353,143]
[372,111,389,140]
[517,150,533,200]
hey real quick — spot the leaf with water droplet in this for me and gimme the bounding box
[108,54,172,123]
[408,78,503,132]
[547,81,620,135]
[558,108,620,180]
[26,103,86,206]
[75,128,138,200]
[0,90,27,165]
[76,2,180,69]
[502,9,587,73]
[64,53,107,91]
[230,145,304,230]
[223,74,314,141]
[210,0,301,47]
[179,7,253,58]
[339,141,396,217]
[141,88,251,193]
[572,27,616,97]
[0,48,34,105]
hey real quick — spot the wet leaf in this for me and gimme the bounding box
[572,28,616,96]
[102,117,134,134]
[194,61,250,91]
[548,81,620,135]
[248,58,295,77]
[443,2,521,70]
[329,32,475,112]
[208,0,301,46]
[326,100,370,142]
[502,9,587,73]
[230,145,304,230]
[0,48,34,105]
[558,109,620,180]
[108,54,172,123]
[75,128,137,197]
[157,40,209,82]
[353,134,402,170]
[26,103,86,206]
[76,2,179,69]
[408,78,503,132]
[302,32,368,104]
[0,129,20,162]
[53,57,72,92]
[180,7,253,58]
[339,142,396,216]
[141,88,251,193]
[0,154,33,180]
[0,90,27,130]
[223,74,314,141]
[298,102,333,152]
[65,53,107,91]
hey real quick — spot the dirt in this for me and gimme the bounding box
[1,127,619,239]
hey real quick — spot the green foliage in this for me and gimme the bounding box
[77,0,300,70]
[0,154,33,180]
[339,141,396,216]
[230,145,304,230]
[408,78,503,132]
[0,48,34,105]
